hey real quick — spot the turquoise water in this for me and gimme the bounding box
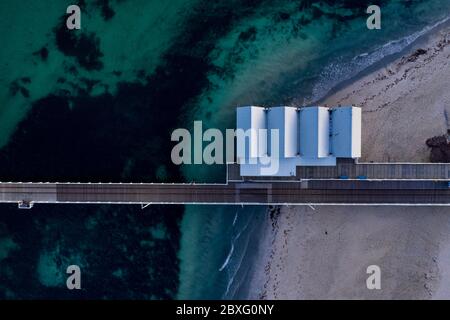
[0,0,449,299]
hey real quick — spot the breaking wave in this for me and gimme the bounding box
[311,15,450,102]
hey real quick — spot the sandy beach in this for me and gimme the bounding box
[254,25,450,299]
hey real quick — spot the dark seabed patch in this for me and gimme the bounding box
[0,203,181,299]
[55,18,104,71]
[0,0,282,299]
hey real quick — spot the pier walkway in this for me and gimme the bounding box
[227,160,450,181]
[2,161,450,207]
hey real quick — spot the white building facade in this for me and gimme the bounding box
[236,105,361,176]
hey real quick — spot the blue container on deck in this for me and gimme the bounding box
[339,175,349,180]
[357,175,367,180]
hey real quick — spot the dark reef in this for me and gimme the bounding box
[55,17,104,71]
[426,135,450,163]
[0,0,281,300]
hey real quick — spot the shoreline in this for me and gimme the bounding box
[325,22,450,163]
[250,24,450,299]
[316,15,450,106]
